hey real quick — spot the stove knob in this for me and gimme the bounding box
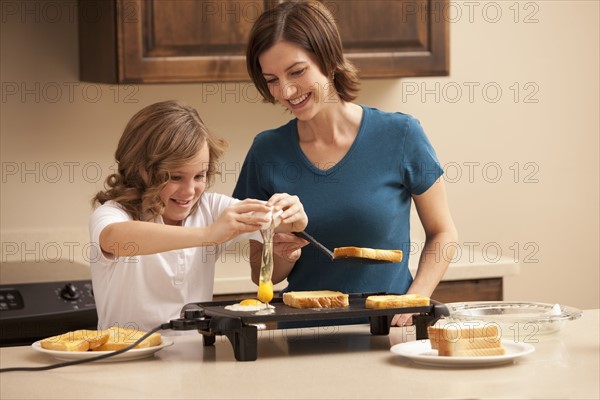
[60,283,80,300]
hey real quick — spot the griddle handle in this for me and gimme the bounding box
[414,303,450,340]
[433,302,450,318]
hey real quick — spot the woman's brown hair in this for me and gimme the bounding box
[92,100,227,221]
[246,0,360,103]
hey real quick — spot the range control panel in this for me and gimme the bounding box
[0,289,24,311]
[0,280,98,346]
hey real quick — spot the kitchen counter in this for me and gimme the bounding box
[1,310,597,399]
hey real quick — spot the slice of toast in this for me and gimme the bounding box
[92,327,162,351]
[428,323,504,357]
[433,336,502,352]
[333,247,403,262]
[365,294,430,309]
[40,329,110,352]
[438,347,506,357]
[282,290,349,308]
[428,324,500,346]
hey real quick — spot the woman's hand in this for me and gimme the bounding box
[267,193,308,233]
[272,233,309,263]
[391,313,414,327]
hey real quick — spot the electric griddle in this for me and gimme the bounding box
[175,293,449,361]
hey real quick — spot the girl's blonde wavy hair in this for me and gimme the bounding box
[93,100,227,221]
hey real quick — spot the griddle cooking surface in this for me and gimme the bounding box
[197,295,434,324]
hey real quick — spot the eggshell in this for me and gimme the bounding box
[254,208,283,230]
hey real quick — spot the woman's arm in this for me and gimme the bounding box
[391,179,458,326]
[249,193,309,285]
[249,233,308,284]
[99,199,271,257]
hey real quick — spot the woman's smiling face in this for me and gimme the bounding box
[159,143,209,226]
[259,40,337,120]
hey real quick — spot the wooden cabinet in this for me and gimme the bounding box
[430,278,503,304]
[79,0,449,83]
[329,0,449,78]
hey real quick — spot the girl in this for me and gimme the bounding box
[90,100,308,332]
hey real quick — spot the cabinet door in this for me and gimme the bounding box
[118,0,274,82]
[432,279,504,303]
[79,0,449,83]
[327,0,449,77]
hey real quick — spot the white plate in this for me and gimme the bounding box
[31,338,174,362]
[390,340,534,367]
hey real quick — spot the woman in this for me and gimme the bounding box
[90,100,307,332]
[233,0,457,326]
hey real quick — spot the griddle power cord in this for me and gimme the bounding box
[0,315,207,373]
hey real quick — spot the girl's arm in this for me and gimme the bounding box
[100,222,212,257]
[99,199,272,257]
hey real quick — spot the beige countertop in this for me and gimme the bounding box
[1,309,597,399]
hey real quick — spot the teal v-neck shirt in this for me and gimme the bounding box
[233,106,443,295]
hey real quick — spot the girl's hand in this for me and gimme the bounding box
[207,199,271,244]
[267,193,308,233]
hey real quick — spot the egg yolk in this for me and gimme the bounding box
[239,299,263,306]
[257,280,274,303]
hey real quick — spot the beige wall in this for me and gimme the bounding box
[1,1,598,309]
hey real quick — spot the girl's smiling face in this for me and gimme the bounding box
[259,40,337,120]
[159,143,210,225]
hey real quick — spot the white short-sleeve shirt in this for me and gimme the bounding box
[89,192,260,333]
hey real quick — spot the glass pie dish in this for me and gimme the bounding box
[443,301,583,341]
